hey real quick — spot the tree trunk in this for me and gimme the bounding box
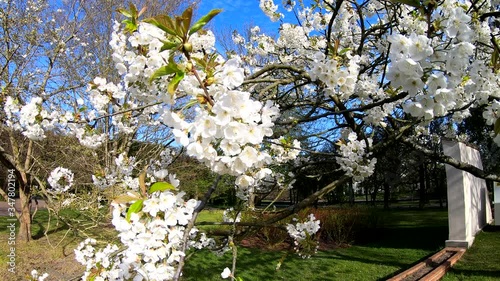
[17,183,31,242]
[419,164,426,209]
[248,192,255,210]
[348,181,354,206]
[383,182,390,209]
[371,186,378,206]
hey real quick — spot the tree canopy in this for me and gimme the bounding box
[2,0,500,280]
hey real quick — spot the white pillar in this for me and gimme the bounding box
[442,140,492,248]
[495,182,500,226]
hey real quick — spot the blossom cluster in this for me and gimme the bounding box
[286,214,321,258]
[309,52,361,101]
[220,267,232,279]
[286,214,320,242]
[91,153,140,191]
[336,132,377,183]
[75,188,215,280]
[30,269,49,281]
[259,0,282,22]
[483,101,500,144]
[222,207,242,223]
[3,96,55,141]
[75,17,303,201]
[47,167,74,194]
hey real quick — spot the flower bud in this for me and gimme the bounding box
[205,77,215,86]
[182,43,193,53]
[196,94,208,104]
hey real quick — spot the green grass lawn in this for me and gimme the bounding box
[183,245,434,281]
[0,209,116,280]
[182,208,450,280]
[442,225,500,281]
[1,207,498,280]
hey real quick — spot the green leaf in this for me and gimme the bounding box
[149,63,180,82]
[175,14,186,36]
[144,16,177,36]
[192,57,207,68]
[338,47,352,56]
[126,199,144,222]
[161,40,181,52]
[168,71,185,95]
[149,182,176,194]
[113,192,141,204]
[121,17,138,33]
[117,8,132,18]
[189,9,222,35]
[137,6,147,17]
[494,118,500,136]
[129,3,138,18]
[491,47,499,69]
[181,7,194,33]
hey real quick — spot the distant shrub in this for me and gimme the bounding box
[259,226,289,248]
[242,211,291,249]
[241,207,383,249]
[299,207,383,246]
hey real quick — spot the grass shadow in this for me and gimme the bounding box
[31,209,78,240]
[364,225,448,250]
[359,208,448,250]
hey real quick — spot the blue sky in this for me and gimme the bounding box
[196,0,281,34]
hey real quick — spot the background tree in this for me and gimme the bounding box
[0,0,195,242]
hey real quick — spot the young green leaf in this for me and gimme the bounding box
[144,15,178,36]
[181,7,194,33]
[113,192,142,204]
[168,71,185,95]
[117,8,132,18]
[126,199,144,222]
[338,47,352,56]
[494,118,500,136]
[137,6,147,17]
[149,181,176,194]
[189,9,223,35]
[149,63,180,82]
[491,47,499,70]
[129,3,138,18]
[161,40,181,52]
[122,19,137,33]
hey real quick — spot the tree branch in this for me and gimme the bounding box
[401,138,500,182]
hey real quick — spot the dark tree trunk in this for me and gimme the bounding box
[383,182,390,209]
[419,164,426,209]
[349,181,354,206]
[371,184,379,205]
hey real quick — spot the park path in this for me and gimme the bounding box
[0,199,47,216]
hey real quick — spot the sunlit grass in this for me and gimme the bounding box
[442,225,500,281]
[2,207,497,281]
[183,246,433,281]
[182,208,450,280]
